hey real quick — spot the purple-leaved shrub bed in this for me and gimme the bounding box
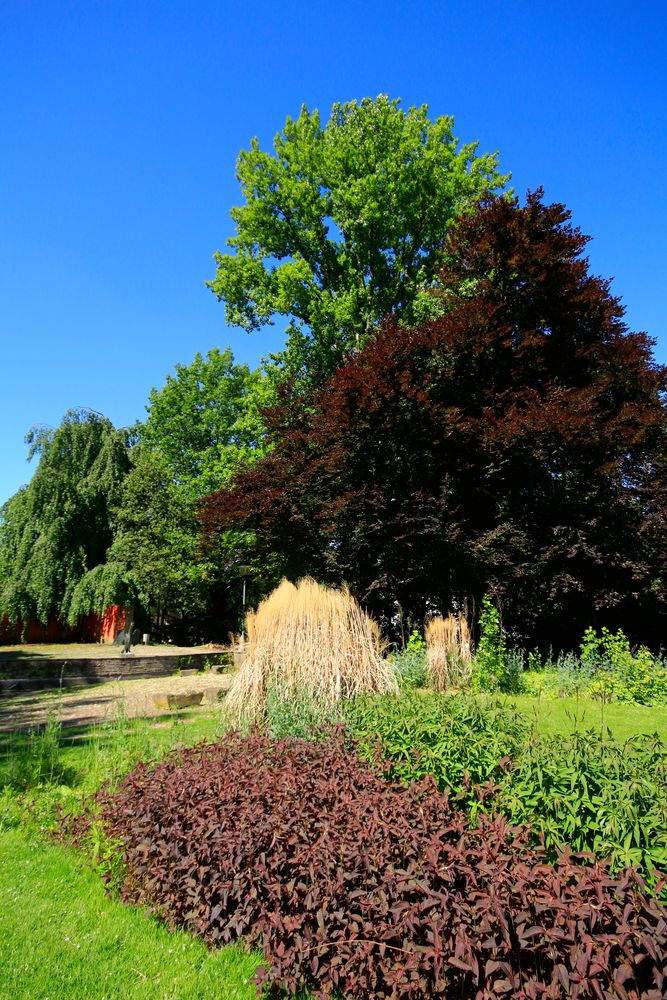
[67,729,666,999]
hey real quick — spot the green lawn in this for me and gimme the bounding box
[0,829,261,1000]
[505,693,667,742]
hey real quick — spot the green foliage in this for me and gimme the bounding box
[346,691,667,886]
[581,626,667,705]
[390,636,428,690]
[2,711,71,791]
[522,652,595,698]
[68,349,270,640]
[81,819,127,895]
[500,730,667,881]
[264,680,342,740]
[69,447,211,630]
[405,628,426,654]
[141,347,269,499]
[501,647,527,694]
[0,409,130,628]
[345,691,528,815]
[207,190,667,649]
[472,595,507,691]
[522,628,667,706]
[209,95,508,381]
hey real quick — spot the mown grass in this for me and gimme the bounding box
[0,829,261,1000]
[0,707,265,1000]
[507,693,667,742]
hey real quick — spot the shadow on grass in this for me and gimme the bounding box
[0,650,50,662]
[0,686,117,734]
[0,695,217,741]
[0,705,220,797]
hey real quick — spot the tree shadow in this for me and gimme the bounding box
[0,650,49,661]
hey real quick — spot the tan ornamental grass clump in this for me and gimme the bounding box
[425,614,473,691]
[225,577,397,724]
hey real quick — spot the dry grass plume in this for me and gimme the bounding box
[225,578,397,724]
[425,614,473,691]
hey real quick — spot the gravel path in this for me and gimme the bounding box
[0,672,235,732]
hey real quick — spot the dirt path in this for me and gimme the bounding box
[0,672,235,732]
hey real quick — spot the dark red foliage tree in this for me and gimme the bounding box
[201,191,667,648]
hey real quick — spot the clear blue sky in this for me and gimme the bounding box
[2,0,666,505]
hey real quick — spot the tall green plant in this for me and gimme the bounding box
[472,596,506,692]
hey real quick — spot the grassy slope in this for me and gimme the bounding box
[0,829,261,1000]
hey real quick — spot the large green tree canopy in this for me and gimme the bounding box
[0,409,131,628]
[208,95,509,382]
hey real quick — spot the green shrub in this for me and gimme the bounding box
[345,691,667,887]
[499,730,667,881]
[582,627,667,705]
[523,629,667,706]
[345,690,528,814]
[471,596,525,693]
[471,595,506,691]
[389,630,428,689]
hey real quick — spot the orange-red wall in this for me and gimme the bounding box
[0,605,125,645]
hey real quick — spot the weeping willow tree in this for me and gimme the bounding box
[0,409,131,632]
[68,446,215,642]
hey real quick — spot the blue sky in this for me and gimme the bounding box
[2,0,666,505]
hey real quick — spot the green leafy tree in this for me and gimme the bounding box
[202,191,667,649]
[71,349,271,641]
[0,410,130,629]
[208,95,508,381]
[69,448,214,641]
[141,347,269,498]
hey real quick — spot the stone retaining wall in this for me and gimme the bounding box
[0,651,231,694]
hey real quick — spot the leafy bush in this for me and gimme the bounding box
[500,731,667,881]
[346,692,667,885]
[389,630,427,689]
[471,596,524,692]
[523,629,667,705]
[67,730,667,999]
[581,627,667,705]
[345,691,528,813]
[471,595,506,691]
